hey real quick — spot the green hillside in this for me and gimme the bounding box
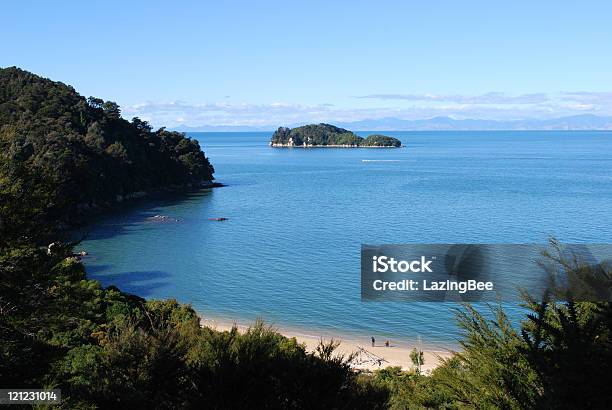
[0,67,214,242]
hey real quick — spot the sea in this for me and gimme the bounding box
[79,131,612,349]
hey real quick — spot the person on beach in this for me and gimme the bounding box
[385,340,389,347]
[371,336,375,347]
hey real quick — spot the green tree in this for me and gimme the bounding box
[409,347,424,374]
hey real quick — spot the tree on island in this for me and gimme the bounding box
[270,123,401,147]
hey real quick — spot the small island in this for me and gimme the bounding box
[270,123,401,147]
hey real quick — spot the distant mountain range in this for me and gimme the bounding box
[172,114,612,132]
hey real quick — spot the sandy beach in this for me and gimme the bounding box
[200,317,456,373]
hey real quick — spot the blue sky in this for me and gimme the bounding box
[2,0,612,127]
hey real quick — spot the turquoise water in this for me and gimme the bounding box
[80,131,612,348]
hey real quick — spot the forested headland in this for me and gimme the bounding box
[0,67,215,243]
[1,68,611,409]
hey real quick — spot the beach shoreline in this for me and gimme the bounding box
[199,315,456,373]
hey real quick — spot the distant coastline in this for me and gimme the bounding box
[173,114,612,132]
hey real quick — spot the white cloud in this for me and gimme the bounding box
[561,91,612,105]
[356,92,550,104]
[120,92,612,129]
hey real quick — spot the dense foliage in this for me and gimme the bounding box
[0,67,214,244]
[363,134,402,147]
[371,279,612,409]
[270,124,401,147]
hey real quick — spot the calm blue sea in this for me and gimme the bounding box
[80,131,612,348]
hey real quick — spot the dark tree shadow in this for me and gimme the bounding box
[73,189,216,241]
[83,264,112,274]
[89,269,173,297]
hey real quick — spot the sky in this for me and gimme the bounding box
[2,0,612,128]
